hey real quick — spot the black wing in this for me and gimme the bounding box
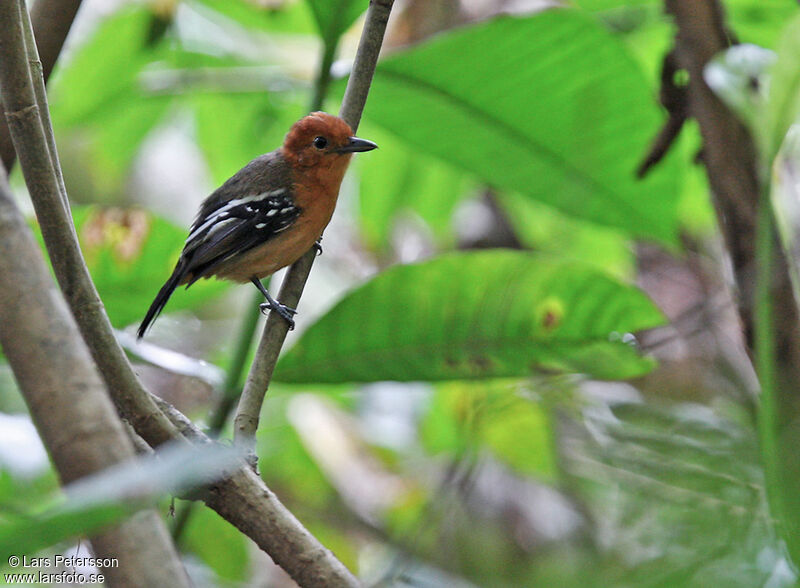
[137,150,299,338]
[181,186,300,283]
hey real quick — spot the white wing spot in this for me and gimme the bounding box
[255,223,267,229]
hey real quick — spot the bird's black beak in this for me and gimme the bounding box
[337,136,378,153]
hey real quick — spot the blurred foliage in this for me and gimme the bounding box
[48,6,172,194]
[422,380,557,480]
[180,507,249,583]
[0,444,241,563]
[4,0,800,586]
[31,206,229,328]
[306,0,365,45]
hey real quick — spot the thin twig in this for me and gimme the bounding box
[234,0,395,455]
[0,0,180,447]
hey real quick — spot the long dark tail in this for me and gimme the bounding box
[137,258,189,339]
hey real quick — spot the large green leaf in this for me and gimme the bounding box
[365,9,681,243]
[305,0,366,44]
[357,123,473,252]
[48,6,170,185]
[192,0,317,34]
[274,251,664,383]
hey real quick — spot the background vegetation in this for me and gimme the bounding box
[2,0,800,585]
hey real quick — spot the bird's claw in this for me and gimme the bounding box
[313,238,323,256]
[259,301,297,330]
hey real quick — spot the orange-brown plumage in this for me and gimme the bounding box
[138,111,377,338]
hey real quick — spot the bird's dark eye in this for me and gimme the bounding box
[313,136,328,149]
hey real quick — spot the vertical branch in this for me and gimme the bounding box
[233,0,395,453]
[0,0,82,171]
[0,0,180,447]
[19,1,69,208]
[666,0,800,564]
[0,148,189,588]
[311,36,341,113]
[339,0,394,131]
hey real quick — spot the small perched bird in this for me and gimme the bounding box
[137,112,377,338]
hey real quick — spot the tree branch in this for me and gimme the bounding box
[0,0,180,447]
[152,395,361,587]
[0,0,82,171]
[666,0,800,563]
[1,1,366,582]
[234,0,396,453]
[0,163,189,586]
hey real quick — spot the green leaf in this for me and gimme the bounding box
[357,124,473,251]
[274,251,664,383]
[765,15,800,161]
[496,192,634,279]
[48,6,170,185]
[305,0,366,44]
[0,443,241,560]
[68,207,229,328]
[365,9,681,242]
[192,0,317,35]
[182,508,249,582]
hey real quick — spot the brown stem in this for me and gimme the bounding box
[0,0,82,171]
[234,0,396,454]
[0,0,180,447]
[153,396,361,587]
[0,163,189,587]
[666,0,800,555]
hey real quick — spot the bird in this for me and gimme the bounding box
[137,111,377,339]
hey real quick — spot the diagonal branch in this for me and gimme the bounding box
[153,395,361,587]
[0,142,189,588]
[234,0,396,454]
[0,0,180,447]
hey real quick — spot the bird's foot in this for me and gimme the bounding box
[313,237,323,256]
[259,299,297,330]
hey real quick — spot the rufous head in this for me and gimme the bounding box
[281,112,377,168]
